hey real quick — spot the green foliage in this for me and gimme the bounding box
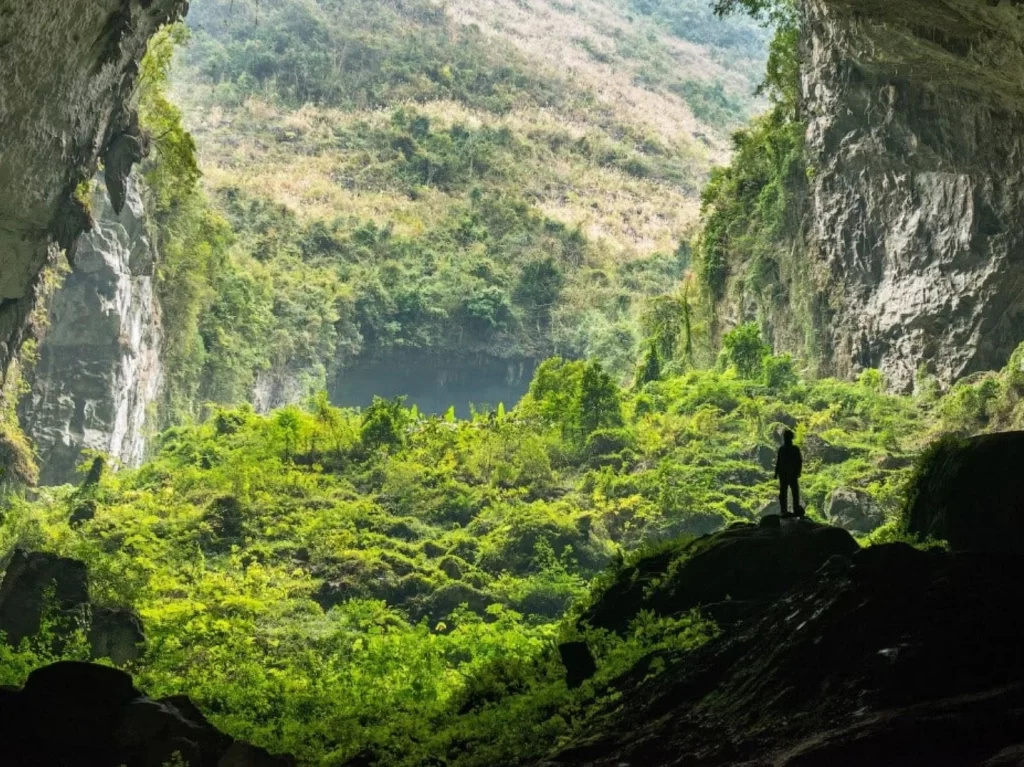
[157,0,769,389]
[693,10,807,351]
[183,0,571,113]
[762,353,798,391]
[10,334,1022,763]
[361,396,411,453]
[721,322,769,378]
[630,0,770,56]
[635,342,663,387]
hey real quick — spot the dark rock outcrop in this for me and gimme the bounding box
[906,431,1024,553]
[0,549,89,646]
[0,0,187,385]
[802,434,853,465]
[0,549,145,663]
[544,543,1024,766]
[558,642,597,689]
[825,488,884,533]
[0,661,293,767]
[748,443,776,472]
[89,607,147,666]
[579,519,858,633]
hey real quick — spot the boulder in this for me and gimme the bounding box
[0,549,148,664]
[748,444,777,472]
[803,434,853,464]
[0,661,294,767]
[89,606,146,665]
[70,498,98,526]
[546,544,1024,767]
[825,488,885,533]
[877,453,913,470]
[580,519,858,633]
[906,432,1024,553]
[0,549,89,646]
[558,641,597,689]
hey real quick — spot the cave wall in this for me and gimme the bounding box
[20,172,164,486]
[801,0,1024,389]
[0,0,187,388]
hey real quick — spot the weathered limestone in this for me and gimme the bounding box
[802,0,1024,389]
[20,172,163,486]
[0,0,186,386]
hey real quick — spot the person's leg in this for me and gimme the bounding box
[779,478,788,515]
[791,479,800,513]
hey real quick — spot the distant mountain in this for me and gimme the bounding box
[166,0,768,409]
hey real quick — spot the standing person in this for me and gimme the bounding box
[774,429,803,517]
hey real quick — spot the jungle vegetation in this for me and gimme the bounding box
[8,1,1024,765]
[7,325,1024,763]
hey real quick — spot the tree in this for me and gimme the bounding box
[574,362,624,439]
[514,258,565,328]
[360,396,410,452]
[763,353,798,391]
[635,342,662,387]
[722,322,769,379]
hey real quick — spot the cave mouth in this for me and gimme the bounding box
[330,353,541,418]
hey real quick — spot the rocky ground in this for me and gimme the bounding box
[544,517,1024,766]
[0,662,293,767]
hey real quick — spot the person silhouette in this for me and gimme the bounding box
[774,429,803,517]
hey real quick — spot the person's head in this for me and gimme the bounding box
[783,429,795,445]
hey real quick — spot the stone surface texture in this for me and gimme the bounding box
[800,0,1024,389]
[0,0,186,387]
[20,172,163,486]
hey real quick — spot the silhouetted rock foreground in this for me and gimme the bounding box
[0,662,293,767]
[547,527,1024,766]
[907,431,1024,554]
[580,517,858,633]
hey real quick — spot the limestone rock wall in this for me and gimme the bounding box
[20,173,163,486]
[0,0,186,388]
[801,0,1024,389]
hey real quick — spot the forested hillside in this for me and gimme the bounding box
[153,0,769,419]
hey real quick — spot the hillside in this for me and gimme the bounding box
[159,0,768,416]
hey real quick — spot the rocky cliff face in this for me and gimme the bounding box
[0,0,186,389]
[20,173,163,486]
[801,0,1024,389]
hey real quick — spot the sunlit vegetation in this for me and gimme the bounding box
[144,0,773,407]
[8,317,1021,762]
[10,1,1019,764]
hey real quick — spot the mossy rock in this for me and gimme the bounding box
[421,540,446,559]
[580,519,858,634]
[409,582,496,624]
[438,555,468,581]
[905,432,1024,553]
